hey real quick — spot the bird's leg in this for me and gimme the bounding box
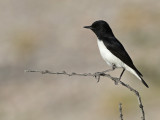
[114,68,125,85]
[112,64,116,70]
[119,68,125,80]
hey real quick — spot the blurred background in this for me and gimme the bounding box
[0,0,160,120]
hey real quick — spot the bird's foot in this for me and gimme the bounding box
[113,77,120,85]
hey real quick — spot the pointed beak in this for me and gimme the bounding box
[83,26,92,29]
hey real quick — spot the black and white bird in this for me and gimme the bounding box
[84,20,149,88]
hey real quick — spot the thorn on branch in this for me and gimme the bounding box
[119,103,123,120]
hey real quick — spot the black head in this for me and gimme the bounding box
[84,20,114,38]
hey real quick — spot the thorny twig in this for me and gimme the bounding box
[119,103,123,120]
[25,69,145,120]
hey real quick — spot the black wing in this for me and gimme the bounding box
[103,37,143,77]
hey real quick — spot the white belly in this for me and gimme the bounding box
[97,39,124,68]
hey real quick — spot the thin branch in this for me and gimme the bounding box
[119,103,123,120]
[25,69,145,120]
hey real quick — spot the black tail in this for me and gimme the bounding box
[133,66,149,88]
[139,76,149,88]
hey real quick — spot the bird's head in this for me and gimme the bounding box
[84,20,114,38]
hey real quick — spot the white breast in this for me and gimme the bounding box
[97,39,143,81]
[97,39,124,68]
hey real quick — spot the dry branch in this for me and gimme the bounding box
[25,69,145,120]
